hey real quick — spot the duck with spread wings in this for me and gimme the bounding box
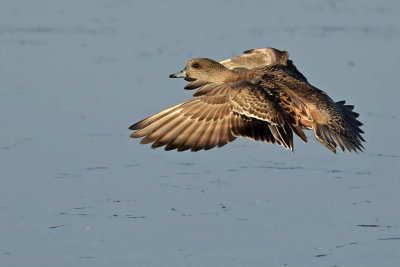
[129,48,365,153]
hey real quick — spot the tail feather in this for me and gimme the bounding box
[315,124,359,153]
[314,101,365,153]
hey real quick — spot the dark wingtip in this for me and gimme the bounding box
[129,123,139,130]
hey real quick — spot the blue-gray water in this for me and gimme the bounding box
[1,0,399,266]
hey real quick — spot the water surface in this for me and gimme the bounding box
[1,0,399,266]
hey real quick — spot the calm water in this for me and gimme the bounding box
[1,0,399,266]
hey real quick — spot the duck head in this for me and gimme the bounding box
[169,58,233,83]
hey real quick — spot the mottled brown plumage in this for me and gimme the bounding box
[129,47,365,153]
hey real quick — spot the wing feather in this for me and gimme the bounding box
[130,81,299,151]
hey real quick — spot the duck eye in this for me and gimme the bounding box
[192,63,200,69]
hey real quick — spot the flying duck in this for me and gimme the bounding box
[129,48,365,153]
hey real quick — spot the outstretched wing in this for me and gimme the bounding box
[130,94,236,151]
[130,81,296,151]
